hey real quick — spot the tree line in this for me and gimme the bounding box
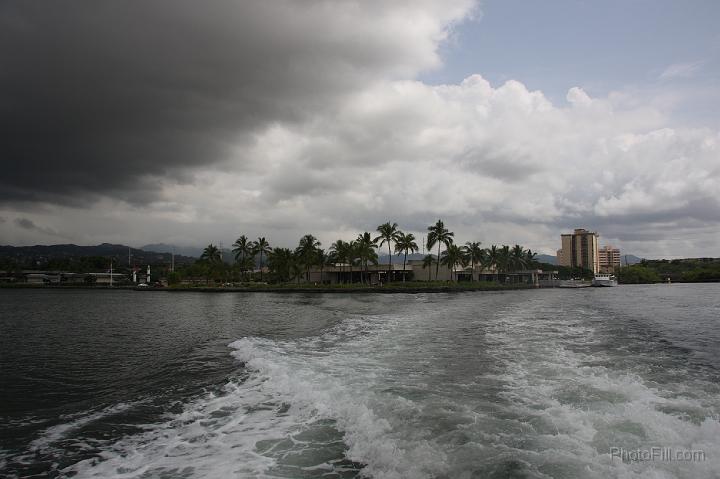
[174,219,538,285]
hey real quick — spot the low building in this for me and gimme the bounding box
[22,271,125,285]
[301,261,556,287]
[303,263,411,285]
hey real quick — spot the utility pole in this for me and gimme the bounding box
[110,259,113,287]
[171,246,175,273]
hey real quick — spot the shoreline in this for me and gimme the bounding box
[0,283,535,293]
[2,281,717,293]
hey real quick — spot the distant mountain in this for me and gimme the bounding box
[0,243,195,268]
[622,254,643,265]
[535,254,557,265]
[141,243,202,258]
[535,253,643,266]
[141,244,236,263]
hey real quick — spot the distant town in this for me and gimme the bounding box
[1,222,718,288]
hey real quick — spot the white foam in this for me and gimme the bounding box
[479,300,720,478]
[57,295,720,479]
[63,313,448,478]
[30,402,137,453]
[228,335,449,479]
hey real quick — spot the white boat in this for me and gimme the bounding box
[592,273,618,287]
[557,279,592,288]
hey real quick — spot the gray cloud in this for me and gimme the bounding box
[1,2,719,258]
[0,0,468,204]
[13,217,59,236]
[14,218,35,230]
[459,147,543,182]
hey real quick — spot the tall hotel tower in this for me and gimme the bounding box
[557,228,600,274]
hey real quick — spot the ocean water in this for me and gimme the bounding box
[1,285,719,478]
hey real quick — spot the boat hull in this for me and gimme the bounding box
[592,278,618,287]
[557,280,592,288]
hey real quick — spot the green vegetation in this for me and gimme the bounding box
[427,219,454,280]
[617,265,661,284]
[167,271,182,286]
[0,219,552,290]
[394,232,418,282]
[166,219,540,288]
[536,263,593,280]
[375,222,400,276]
[633,258,720,283]
[681,268,720,282]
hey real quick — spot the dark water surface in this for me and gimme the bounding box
[1,285,719,478]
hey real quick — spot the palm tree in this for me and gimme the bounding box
[478,247,492,281]
[497,245,511,281]
[252,237,272,281]
[232,235,253,281]
[510,244,527,272]
[236,255,255,282]
[201,244,222,263]
[427,219,454,280]
[524,248,537,268]
[291,260,303,284]
[422,254,434,281]
[375,222,400,282]
[356,232,378,284]
[464,241,483,282]
[296,234,321,282]
[200,244,222,284]
[267,247,294,283]
[347,240,357,284]
[441,244,467,281]
[329,239,349,283]
[394,232,418,282]
[316,248,329,284]
[487,245,500,282]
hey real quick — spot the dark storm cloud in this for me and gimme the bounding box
[14,218,35,230]
[13,217,59,236]
[0,1,431,205]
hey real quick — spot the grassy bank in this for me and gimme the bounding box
[0,283,136,290]
[159,281,534,293]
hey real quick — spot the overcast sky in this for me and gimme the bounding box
[1,0,719,258]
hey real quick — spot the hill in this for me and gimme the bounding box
[535,254,556,265]
[141,243,203,258]
[0,243,195,270]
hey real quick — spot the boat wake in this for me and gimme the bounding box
[6,292,718,479]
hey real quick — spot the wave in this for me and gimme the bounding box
[42,295,720,478]
[29,402,138,453]
[62,312,446,478]
[476,300,720,479]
